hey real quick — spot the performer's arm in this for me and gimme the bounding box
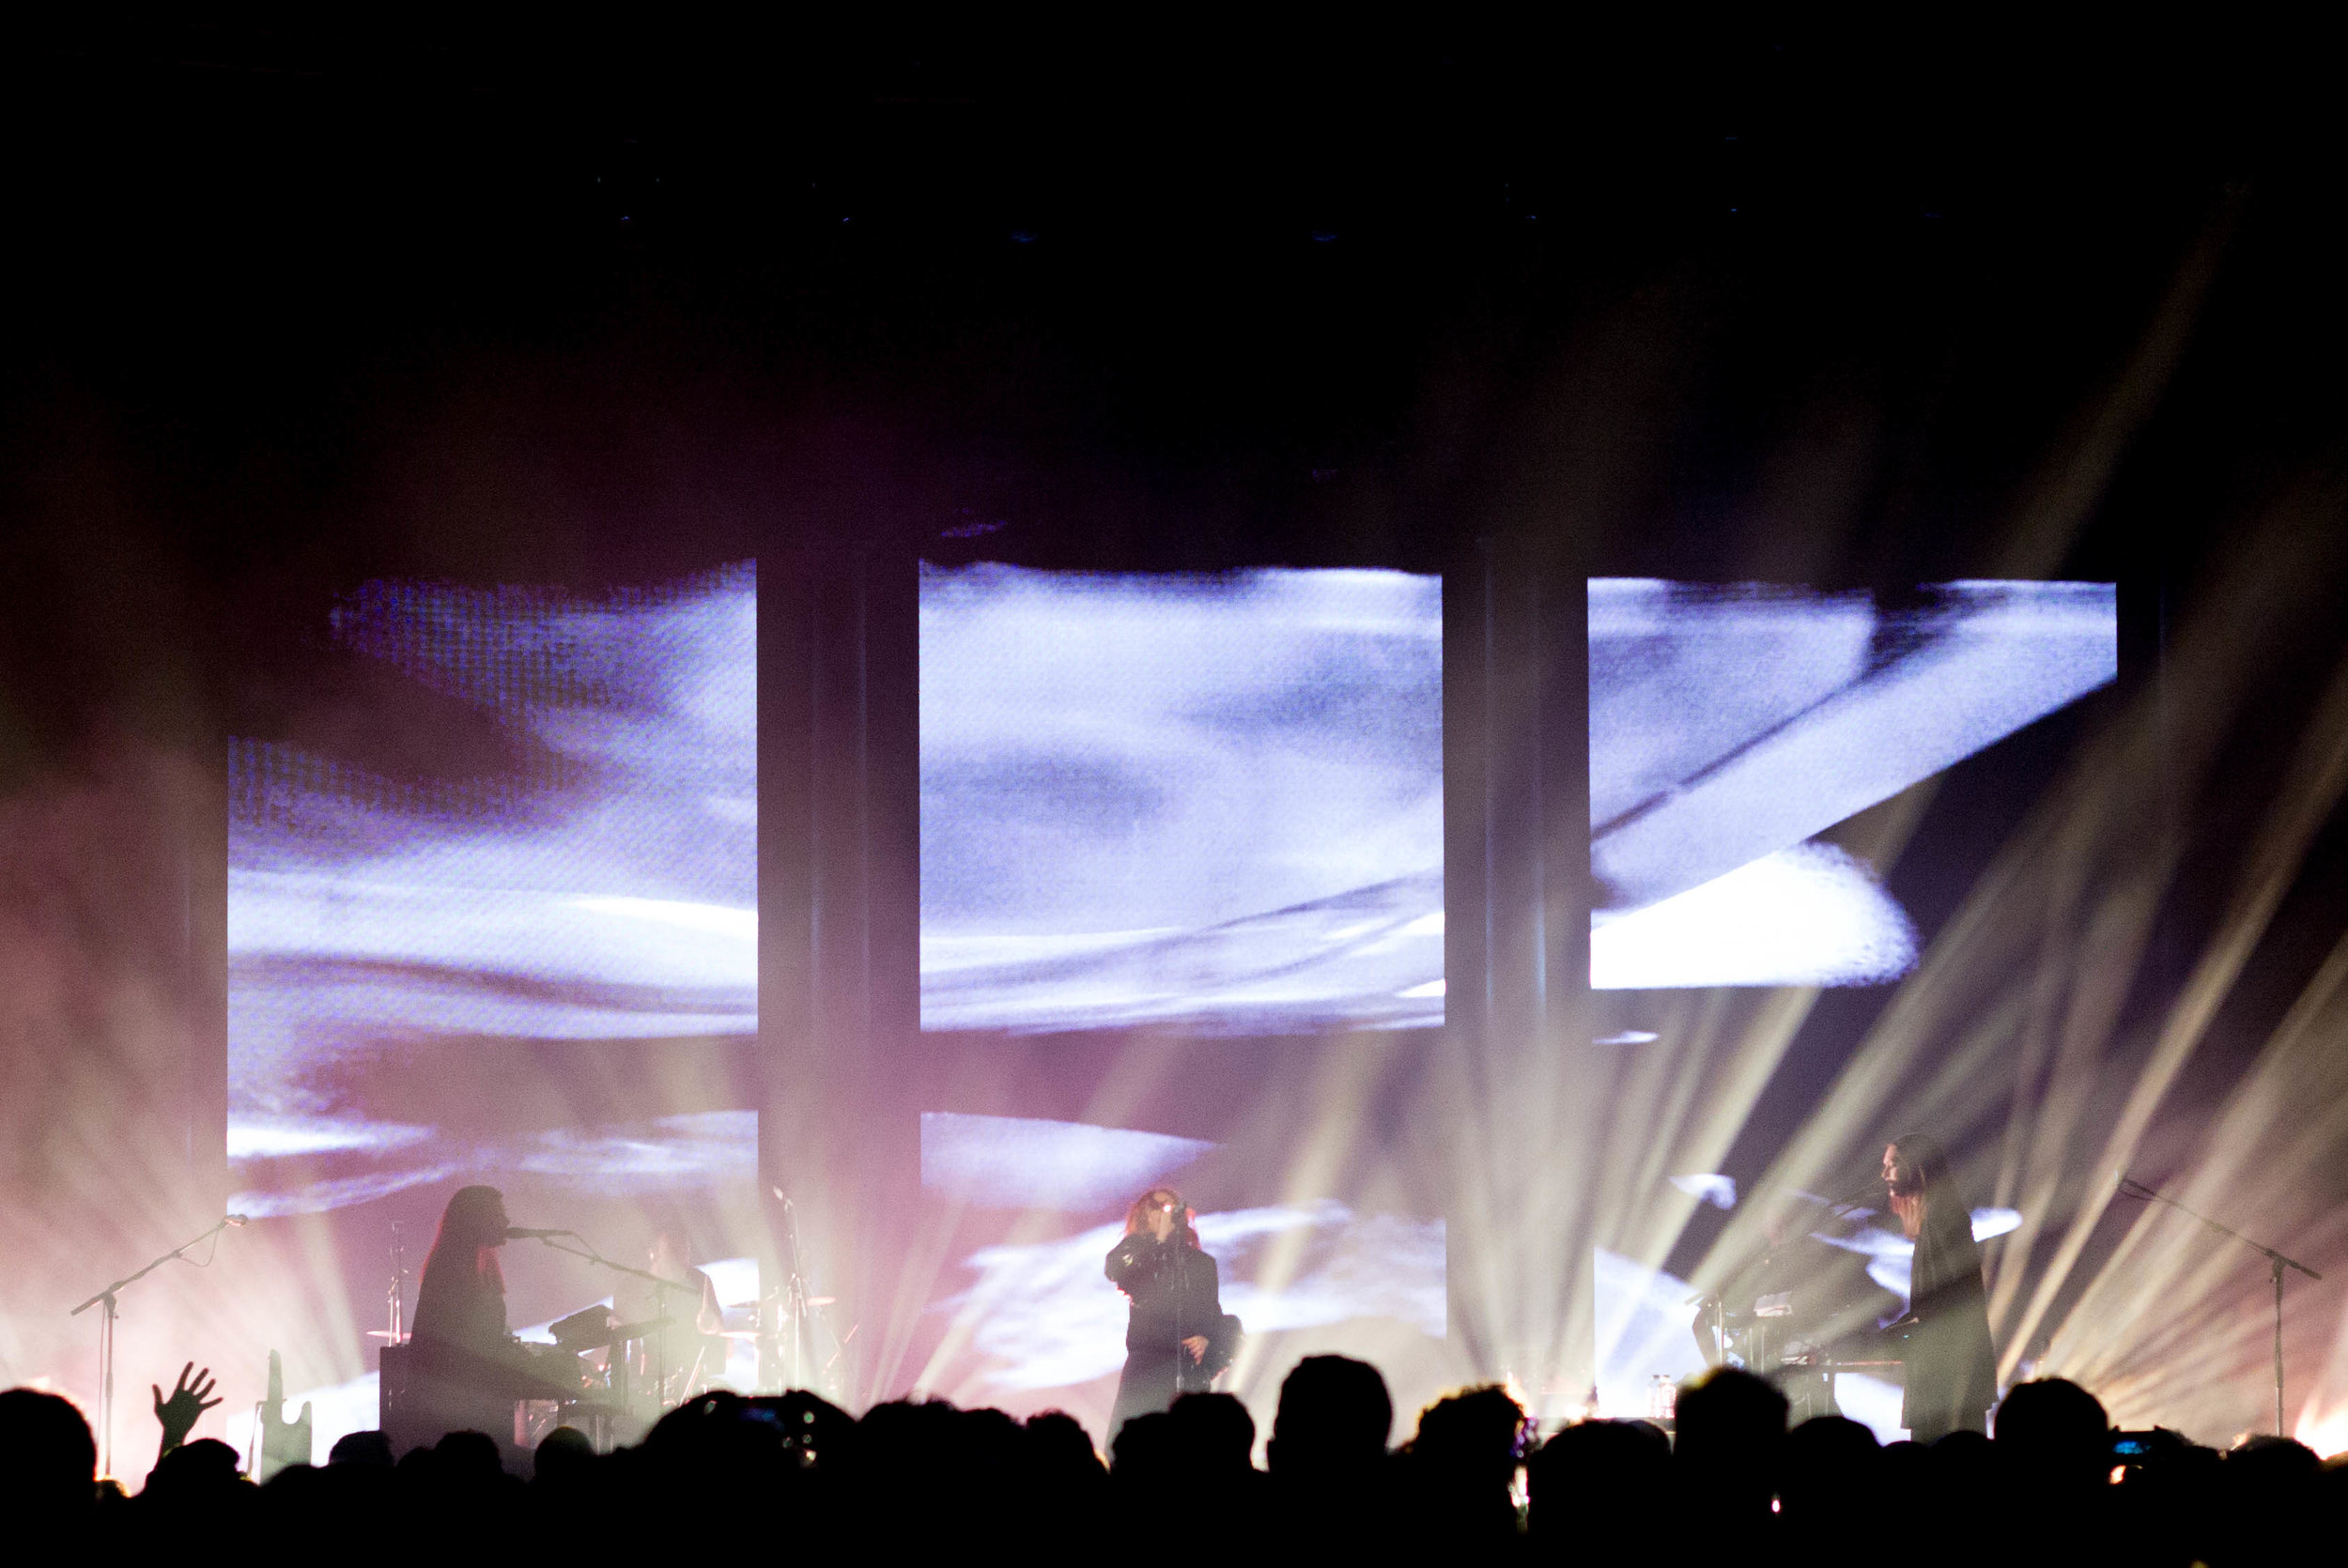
[1105,1236,1151,1288]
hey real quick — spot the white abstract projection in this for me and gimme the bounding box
[920,564,1444,1033]
[1590,579,2117,989]
[227,565,757,1213]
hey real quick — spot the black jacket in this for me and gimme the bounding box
[1899,1210,1999,1434]
[1105,1234,1223,1355]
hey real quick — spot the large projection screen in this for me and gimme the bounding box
[912,562,1447,1427]
[920,563,1444,1036]
[1590,578,2118,992]
[225,563,761,1444]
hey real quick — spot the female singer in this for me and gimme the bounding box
[411,1185,514,1359]
[1883,1134,2000,1441]
[1105,1187,1224,1438]
[403,1185,527,1454]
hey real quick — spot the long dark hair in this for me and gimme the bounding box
[421,1184,507,1299]
[1124,1187,1201,1250]
[1888,1133,1971,1251]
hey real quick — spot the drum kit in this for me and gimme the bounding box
[537,1294,837,1411]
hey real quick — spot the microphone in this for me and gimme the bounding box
[1805,1183,1882,1214]
[224,1215,250,1228]
[504,1227,571,1240]
[2116,1174,2158,1202]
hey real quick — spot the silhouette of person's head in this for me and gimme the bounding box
[1020,1408,1109,1547]
[533,1424,595,1484]
[1527,1418,1671,1542]
[1110,1408,1176,1493]
[1674,1366,1788,1522]
[1995,1377,2110,1494]
[2211,1432,2322,1562]
[1780,1414,1881,1527]
[1929,1424,1997,1513]
[144,1437,247,1507]
[1399,1385,1528,1547]
[1409,1385,1529,1487]
[1026,1409,1106,1481]
[434,1429,506,1482]
[1168,1391,1256,1479]
[2225,1432,2318,1481]
[1268,1354,1392,1479]
[328,1428,394,1468]
[0,1388,98,1521]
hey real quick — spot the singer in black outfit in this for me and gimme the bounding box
[411,1185,515,1359]
[405,1184,530,1454]
[1883,1134,2000,1441]
[404,1184,571,1462]
[1105,1187,1223,1438]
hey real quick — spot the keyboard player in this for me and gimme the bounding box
[401,1184,581,1463]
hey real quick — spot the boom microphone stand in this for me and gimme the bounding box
[70,1216,244,1478]
[529,1234,703,1414]
[2117,1175,2322,1435]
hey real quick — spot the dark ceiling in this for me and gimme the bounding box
[2,20,2341,750]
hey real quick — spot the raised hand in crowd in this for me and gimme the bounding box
[151,1362,222,1461]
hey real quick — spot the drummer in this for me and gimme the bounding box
[614,1229,727,1398]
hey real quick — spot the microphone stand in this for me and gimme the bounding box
[385,1222,409,1345]
[772,1193,816,1393]
[1174,1230,1189,1399]
[532,1235,703,1416]
[70,1217,242,1478]
[2117,1176,2323,1435]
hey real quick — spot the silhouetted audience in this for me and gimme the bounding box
[2,1357,2338,1562]
[1265,1353,1396,1555]
[1778,1410,1880,1532]
[329,1428,394,1468]
[1525,1412,1670,1558]
[1673,1363,1788,1550]
[0,1387,98,1530]
[1398,1383,1533,1549]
